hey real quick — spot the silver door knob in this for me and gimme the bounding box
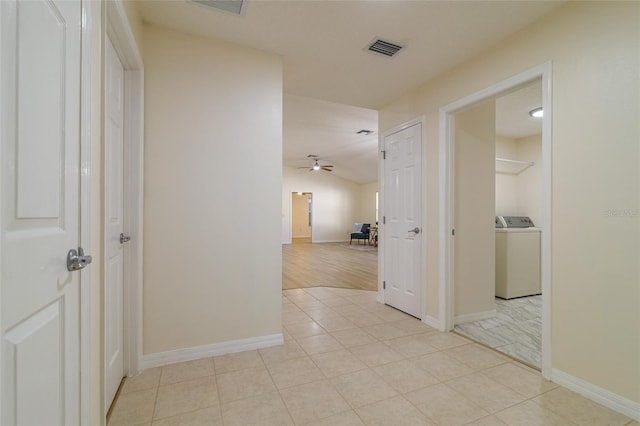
[408,227,420,234]
[67,247,93,271]
[120,233,131,244]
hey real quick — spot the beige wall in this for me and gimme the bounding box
[291,193,312,238]
[143,25,283,354]
[495,134,543,227]
[454,101,496,318]
[380,1,639,402]
[282,167,362,243]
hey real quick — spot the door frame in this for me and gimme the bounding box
[378,115,426,322]
[439,62,552,377]
[290,192,313,242]
[103,0,144,409]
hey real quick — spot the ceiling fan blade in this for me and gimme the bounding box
[321,166,333,172]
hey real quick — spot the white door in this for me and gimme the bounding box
[105,37,126,410]
[1,0,83,424]
[383,122,422,317]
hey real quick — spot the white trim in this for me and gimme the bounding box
[79,1,93,424]
[454,309,496,325]
[379,116,426,320]
[551,369,640,422]
[421,315,442,331]
[105,0,144,392]
[439,62,553,379]
[142,334,284,370]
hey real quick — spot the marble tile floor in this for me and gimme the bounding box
[108,288,635,426]
[454,296,542,369]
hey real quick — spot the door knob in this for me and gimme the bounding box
[408,227,420,234]
[120,233,131,244]
[67,247,93,271]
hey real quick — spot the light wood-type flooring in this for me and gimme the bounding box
[283,242,377,291]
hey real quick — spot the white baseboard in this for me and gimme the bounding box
[551,368,640,421]
[376,291,384,304]
[142,333,284,370]
[454,309,496,325]
[422,315,442,331]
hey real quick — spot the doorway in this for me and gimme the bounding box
[291,192,312,244]
[440,63,552,376]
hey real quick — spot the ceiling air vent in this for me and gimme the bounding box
[367,39,403,57]
[190,0,246,16]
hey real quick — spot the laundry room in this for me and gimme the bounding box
[454,80,544,369]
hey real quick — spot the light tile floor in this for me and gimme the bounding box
[108,287,635,426]
[454,296,541,368]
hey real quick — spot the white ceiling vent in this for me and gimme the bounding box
[190,0,246,16]
[367,39,403,57]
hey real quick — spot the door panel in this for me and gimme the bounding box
[105,36,126,410]
[383,122,422,318]
[1,0,82,424]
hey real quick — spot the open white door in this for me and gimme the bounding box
[1,0,84,424]
[382,121,423,318]
[105,36,126,410]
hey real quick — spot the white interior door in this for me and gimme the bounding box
[383,122,423,318]
[105,37,126,410]
[1,0,83,424]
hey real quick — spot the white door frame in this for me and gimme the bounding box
[439,62,552,378]
[104,0,144,406]
[378,115,427,323]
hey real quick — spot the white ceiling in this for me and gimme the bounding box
[136,0,560,183]
[495,79,543,139]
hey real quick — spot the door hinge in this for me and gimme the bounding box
[383,281,386,289]
[452,228,455,236]
[383,216,386,224]
[381,150,386,160]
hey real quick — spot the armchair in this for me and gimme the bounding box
[350,223,371,245]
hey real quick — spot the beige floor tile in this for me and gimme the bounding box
[311,349,368,377]
[349,342,404,367]
[220,391,293,426]
[303,308,341,321]
[464,414,509,425]
[109,388,157,426]
[154,377,218,420]
[283,310,313,325]
[363,323,411,340]
[481,362,557,398]
[320,297,354,307]
[159,358,214,386]
[297,333,344,354]
[267,355,325,389]
[445,372,527,413]
[355,395,435,426]
[216,366,276,403]
[494,399,577,425]
[421,332,471,350]
[331,369,398,408]
[373,359,439,394]
[342,311,387,327]
[213,349,264,374]
[121,368,161,394]
[372,307,413,322]
[280,380,351,424]
[443,343,509,370]
[331,304,369,316]
[331,328,378,348]
[151,407,222,426]
[389,318,438,335]
[412,351,475,382]
[284,321,327,338]
[532,387,632,425]
[316,315,359,332]
[258,339,307,366]
[405,383,489,425]
[384,333,439,358]
[302,410,364,426]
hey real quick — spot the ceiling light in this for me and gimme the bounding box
[312,161,320,171]
[357,129,374,135]
[529,107,543,118]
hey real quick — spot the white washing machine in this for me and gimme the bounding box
[495,216,541,299]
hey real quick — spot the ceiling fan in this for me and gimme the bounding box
[298,154,334,172]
